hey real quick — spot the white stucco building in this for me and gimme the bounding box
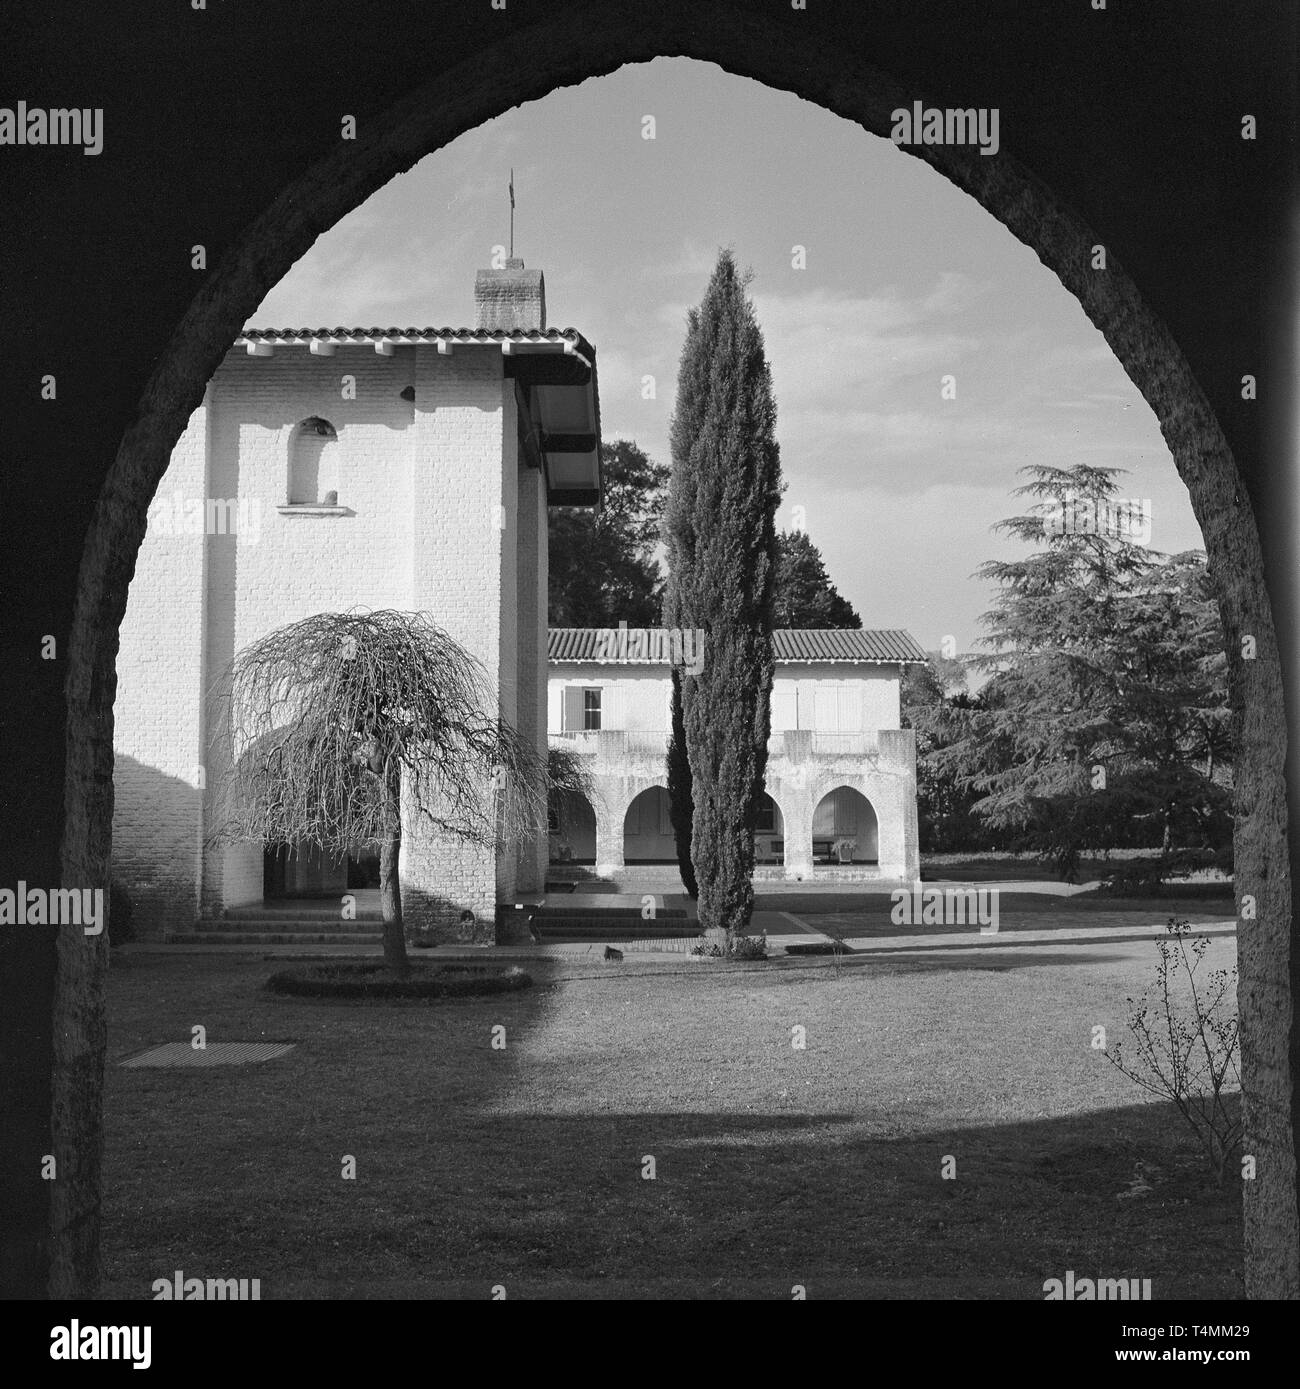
[547,627,925,882]
[113,260,601,942]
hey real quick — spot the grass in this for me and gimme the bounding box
[921,850,1233,890]
[101,941,1243,1299]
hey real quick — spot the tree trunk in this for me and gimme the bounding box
[378,761,409,978]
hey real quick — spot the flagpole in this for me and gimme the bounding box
[509,168,514,260]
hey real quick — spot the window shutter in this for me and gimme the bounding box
[603,684,625,730]
[563,686,583,733]
[839,684,862,732]
[771,687,798,731]
[813,685,839,731]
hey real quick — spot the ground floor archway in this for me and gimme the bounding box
[623,785,675,863]
[811,787,879,865]
[549,789,597,864]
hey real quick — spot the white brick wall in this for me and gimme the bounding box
[546,659,918,880]
[111,393,210,937]
[547,661,902,734]
[114,341,540,940]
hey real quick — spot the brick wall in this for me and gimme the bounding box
[114,340,535,940]
[110,394,210,938]
[545,662,919,882]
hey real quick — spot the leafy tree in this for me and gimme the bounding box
[662,250,782,938]
[929,465,1232,879]
[208,610,542,976]
[549,438,668,626]
[901,653,1000,853]
[772,530,861,628]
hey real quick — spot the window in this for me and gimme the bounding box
[806,682,863,732]
[755,795,776,833]
[288,417,339,505]
[583,688,602,731]
[770,686,798,731]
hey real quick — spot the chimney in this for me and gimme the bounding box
[474,258,546,332]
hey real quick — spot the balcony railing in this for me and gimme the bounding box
[551,728,911,762]
[550,729,670,756]
[766,730,880,756]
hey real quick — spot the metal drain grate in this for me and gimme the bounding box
[120,1042,296,1068]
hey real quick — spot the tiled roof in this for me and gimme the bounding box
[771,629,927,663]
[238,326,592,350]
[549,628,928,664]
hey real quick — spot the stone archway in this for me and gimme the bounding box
[811,787,879,865]
[549,788,598,865]
[50,11,1293,1299]
[623,785,675,864]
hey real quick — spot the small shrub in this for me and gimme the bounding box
[1103,917,1241,1182]
[1099,849,1222,897]
[691,930,768,960]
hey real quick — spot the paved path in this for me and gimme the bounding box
[123,917,1235,964]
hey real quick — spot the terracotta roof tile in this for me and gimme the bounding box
[548,628,927,664]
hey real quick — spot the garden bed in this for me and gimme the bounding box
[265,962,531,1000]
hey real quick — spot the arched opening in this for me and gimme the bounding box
[811,787,878,865]
[753,790,785,865]
[548,789,597,864]
[287,417,339,505]
[47,28,1292,1300]
[261,843,380,898]
[623,785,674,863]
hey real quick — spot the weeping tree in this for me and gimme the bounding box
[207,609,543,976]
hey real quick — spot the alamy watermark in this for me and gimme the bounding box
[1044,492,1152,546]
[890,886,999,933]
[890,102,999,156]
[595,621,705,674]
[148,492,262,542]
[1,103,103,156]
[1044,1270,1152,1300]
[0,883,103,934]
[152,1270,261,1300]
[50,1322,150,1369]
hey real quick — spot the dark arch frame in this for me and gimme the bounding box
[51,14,1293,1297]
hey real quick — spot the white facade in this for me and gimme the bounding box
[547,632,923,881]
[112,262,599,941]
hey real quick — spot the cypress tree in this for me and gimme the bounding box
[663,250,782,938]
[666,666,697,897]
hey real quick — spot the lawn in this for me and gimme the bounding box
[102,940,1243,1299]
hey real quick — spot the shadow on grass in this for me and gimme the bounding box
[99,950,1243,1300]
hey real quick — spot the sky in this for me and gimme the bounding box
[251,57,1206,670]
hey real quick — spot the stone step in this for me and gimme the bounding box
[221,910,383,924]
[198,922,377,933]
[532,919,700,940]
[168,931,384,945]
[531,906,689,921]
